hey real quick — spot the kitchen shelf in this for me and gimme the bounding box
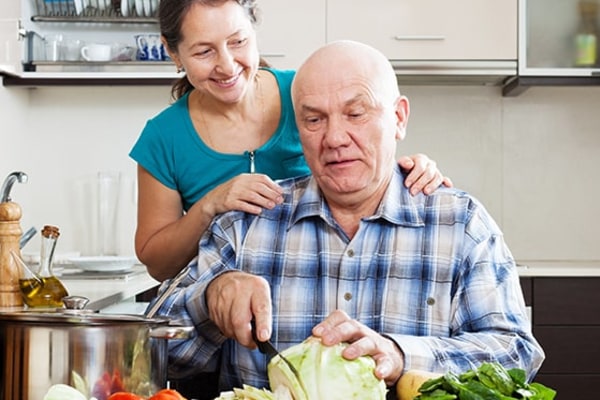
[30,0,158,23]
[1,74,176,86]
[1,60,181,86]
[31,16,157,23]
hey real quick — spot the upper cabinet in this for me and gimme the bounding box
[254,0,326,70]
[504,0,600,95]
[0,0,23,75]
[326,0,517,61]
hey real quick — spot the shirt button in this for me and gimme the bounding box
[344,292,353,301]
[347,249,355,257]
[426,297,435,306]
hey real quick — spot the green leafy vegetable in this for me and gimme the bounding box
[415,362,556,400]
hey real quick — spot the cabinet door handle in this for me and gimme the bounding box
[393,35,445,41]
[260,53,286,58]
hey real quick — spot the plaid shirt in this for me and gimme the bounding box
[153,166,544,391]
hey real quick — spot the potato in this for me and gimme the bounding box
[396,369,442,400]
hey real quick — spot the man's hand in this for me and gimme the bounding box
[206,271,273,348]
[312,310,405,386]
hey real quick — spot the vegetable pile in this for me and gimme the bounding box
[42,384,187,400]
[215,336,387,400]
[411,362,556,400]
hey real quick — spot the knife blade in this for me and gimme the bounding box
[251,318,307,391]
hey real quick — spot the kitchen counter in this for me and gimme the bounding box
[61,265,159,311]
[517,260,600,277]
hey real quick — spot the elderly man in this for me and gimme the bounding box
[155,40,544,394]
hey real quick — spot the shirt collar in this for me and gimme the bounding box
[289,165,425,229]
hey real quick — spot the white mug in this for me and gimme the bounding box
[80,43,112,62]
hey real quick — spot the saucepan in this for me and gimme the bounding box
[0,300,193,400]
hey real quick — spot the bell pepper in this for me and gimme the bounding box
[147,389,187,400]
[107,393,145,400]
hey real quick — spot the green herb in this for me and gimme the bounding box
[414,362,556,400]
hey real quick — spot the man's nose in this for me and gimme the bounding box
[324,117,351,147]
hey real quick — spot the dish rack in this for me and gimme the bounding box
[31,0,158,23]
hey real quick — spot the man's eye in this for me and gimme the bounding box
[231,38,248,47]
[347,109,365,119]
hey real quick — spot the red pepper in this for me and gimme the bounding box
[107,392,145,400]
[147,388,187,400]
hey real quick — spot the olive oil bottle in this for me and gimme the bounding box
[19,225,68,308]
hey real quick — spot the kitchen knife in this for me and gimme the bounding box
[251,318,307,391]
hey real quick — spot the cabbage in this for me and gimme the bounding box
[42,384,88,400]
[269,336,387,400]
[215,336,387,400]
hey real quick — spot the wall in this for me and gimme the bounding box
[1,83,599,263]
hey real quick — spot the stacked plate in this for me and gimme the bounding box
[67,256,139,273]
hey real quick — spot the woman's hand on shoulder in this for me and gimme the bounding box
[398,153,453,196]
[204,173,284,216]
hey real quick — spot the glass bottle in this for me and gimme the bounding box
[574,0,598,67]
[24,225,69,308]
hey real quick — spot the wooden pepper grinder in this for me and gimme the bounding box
[0,200,24,308]
[0,171,28,308]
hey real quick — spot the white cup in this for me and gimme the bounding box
[45,34,64,62]
[80,43,112,62]
[63,39,83,61]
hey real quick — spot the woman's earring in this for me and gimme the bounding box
[177,65,185,73]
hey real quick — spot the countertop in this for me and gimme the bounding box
[61,264,159,311]
[517,260,600,277]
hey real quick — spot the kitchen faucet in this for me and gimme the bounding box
[0,171,28,203]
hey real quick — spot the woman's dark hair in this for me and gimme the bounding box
[159,0,269,100]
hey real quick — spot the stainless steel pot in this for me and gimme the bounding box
[0,308,192,400]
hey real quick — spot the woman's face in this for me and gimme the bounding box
[173,1,260,104]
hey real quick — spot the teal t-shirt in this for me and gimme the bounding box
[129,68,309,212]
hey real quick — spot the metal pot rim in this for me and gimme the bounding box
[0,310,170,326]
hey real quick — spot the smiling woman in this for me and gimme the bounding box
[130,0,448,284]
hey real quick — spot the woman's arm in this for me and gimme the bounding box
[135,166,284,281]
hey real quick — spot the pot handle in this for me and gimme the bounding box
[150,325,194,340]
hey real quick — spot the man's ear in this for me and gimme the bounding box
[394,96,410,140]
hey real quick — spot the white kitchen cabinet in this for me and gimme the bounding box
[254,0,326,70]
[503,0,600,96]
[326,0,517,61]
[0,0,23,75]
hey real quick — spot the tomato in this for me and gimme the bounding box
[147,388,187,400]
[107,392,145,400]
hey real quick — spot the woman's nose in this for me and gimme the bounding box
[215,50,236,74]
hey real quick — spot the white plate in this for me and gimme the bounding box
[120,0,129,16]
[68,256,139,272]
[142,0,151,16]
[74,0,84,15]
[134,0,144,16]
[149,0,158,16]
